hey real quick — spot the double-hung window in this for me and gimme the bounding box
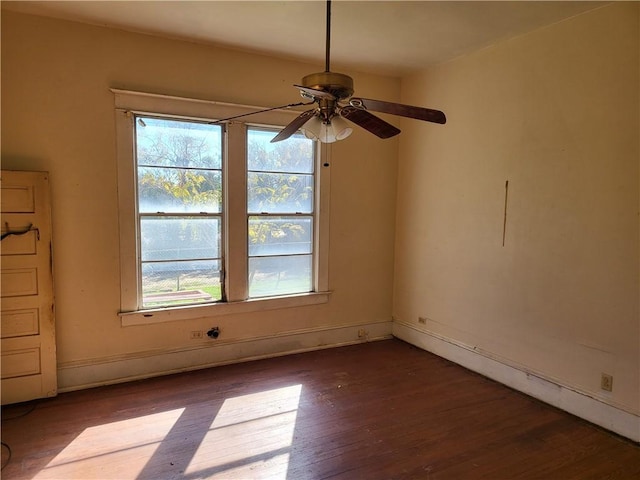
[113,90,329,325]
[247,127,315,298]
[135,116,223,308]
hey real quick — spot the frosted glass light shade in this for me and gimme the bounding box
[331,116,353,141]
[303,115,353,143]
[303,116,323,141]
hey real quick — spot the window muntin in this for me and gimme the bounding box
[247,127,315,298]
[135,115,223,308]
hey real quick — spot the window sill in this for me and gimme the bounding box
[119,291,331,327]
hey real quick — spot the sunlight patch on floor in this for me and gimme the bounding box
[30,385,303,479]
[185,384,302,479]
[34,408,185,479]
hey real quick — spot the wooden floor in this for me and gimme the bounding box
[2,339,639,479]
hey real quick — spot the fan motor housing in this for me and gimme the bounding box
[302,71,354,100]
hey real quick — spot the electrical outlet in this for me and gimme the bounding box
[358,329,368,338]
[190,330,204,340]
[601,373,613,392]
[418,317,427,325]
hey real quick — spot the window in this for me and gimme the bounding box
[247,127,315,298]
[113,90,330,325]
[135,116,223,308]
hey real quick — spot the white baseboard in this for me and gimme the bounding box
[393,322,640,443]
[58,321,393,393]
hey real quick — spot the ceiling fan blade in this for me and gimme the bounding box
[340,106,401,139]
[271,109,317,143]
[350,97,446,124]
[294,84,336,101]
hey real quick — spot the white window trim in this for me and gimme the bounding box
[112,89,330,326]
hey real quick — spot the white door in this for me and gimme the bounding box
[1,170,57,404]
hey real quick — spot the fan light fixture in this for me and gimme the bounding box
[303,115,353,143]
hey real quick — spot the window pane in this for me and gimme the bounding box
[248,216,312,256]
[136,116,222,169]
[138,167,222,213]
[247,128,314,173]
[140,216,221,261]
[141,260,221,307]
[248,255,312,298]
[246,127,316,299]
[247,172,313,213]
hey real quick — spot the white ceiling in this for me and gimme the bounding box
[2,1,607,76]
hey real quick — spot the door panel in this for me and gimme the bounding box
[2,308,40,338]
[1,184,35,213]
[1,170,56,404]
[1,267,39,297]
[1,345,41,379]
[1,229,38,255]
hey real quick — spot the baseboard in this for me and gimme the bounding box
[58,320,393,393]
[393,322,640,443]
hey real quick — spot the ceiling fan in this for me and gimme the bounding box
[270,0,446,144]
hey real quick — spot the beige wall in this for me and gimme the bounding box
[1,11,400,386]
[394,2,639,414]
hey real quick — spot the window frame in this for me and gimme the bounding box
[112,89,330,326]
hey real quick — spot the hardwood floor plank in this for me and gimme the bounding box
[2,339,638,479]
